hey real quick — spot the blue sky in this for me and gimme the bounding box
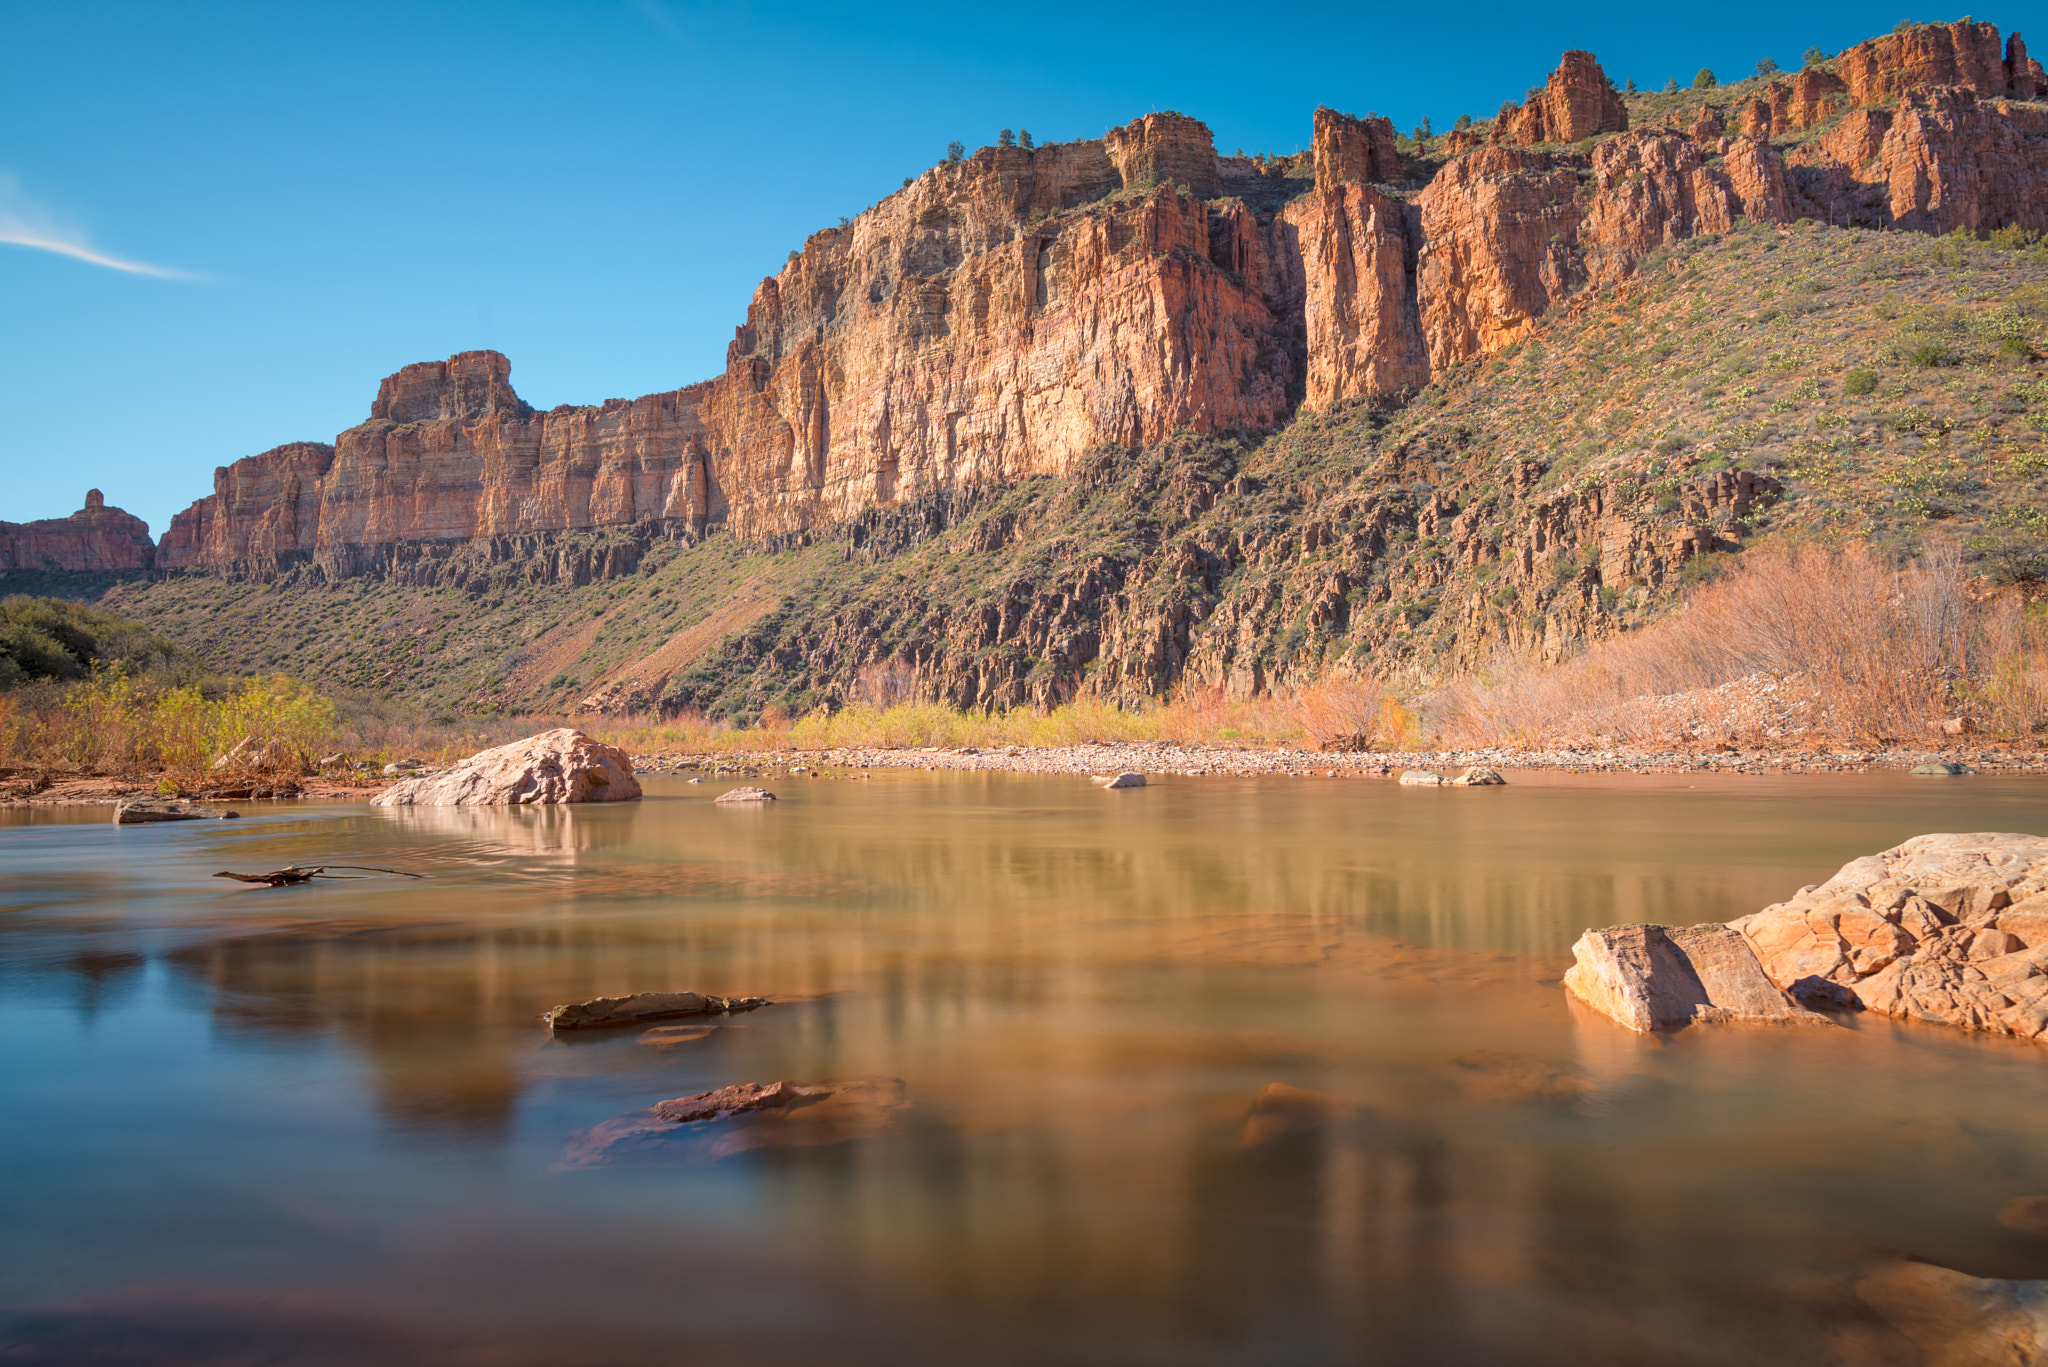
[2,0,1939,535]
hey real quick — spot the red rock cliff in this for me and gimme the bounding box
[1496,51,1627,146]
[147,17,2048,576]
[0,491,155,573]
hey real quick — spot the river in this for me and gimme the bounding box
[3,770,2045,1364]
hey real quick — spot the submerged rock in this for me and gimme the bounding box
[542,991,767,1030]
[1563,922,1826,1031]
[1734,832,2048,1042]
[714,786,776,804]
[1910,761,1976,776]
[1856,1261,2048,1365]
[652,1080,820,1124]
[113,797,239,824]
[560,1076,909,1167]
[1093,772,1146,789]
[372,729,640,807]
[2000,1195,2048,1238]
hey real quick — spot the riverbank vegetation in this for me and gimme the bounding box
[7,540,2045,789]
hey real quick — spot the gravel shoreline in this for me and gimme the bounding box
[634,741,2048,779]
[9,742,2045,809]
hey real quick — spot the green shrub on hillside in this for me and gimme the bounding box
[1844,369,1879,395]
[0,597,190,687]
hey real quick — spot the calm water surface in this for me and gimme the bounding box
[3,771,2047,1365]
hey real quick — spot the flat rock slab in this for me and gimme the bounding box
[559,1076,909,1167]
[1733,832,2048,1042]
[652,1079,819,1124]
[1399,769,1446,786]
[373,728,640,807]
[1092,772,1146,788]
[113,797,239,824]
[1910,761,1976,776]
[542,991,767,1030]
[1564,922,1826,1031]
[714,786,776,804]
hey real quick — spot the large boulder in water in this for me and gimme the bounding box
[372,728,641,807]
[1564,922,1824,1031]
[1733,832,2048,1042]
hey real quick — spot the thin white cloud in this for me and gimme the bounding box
[0,173,191,279]
[633,0,689,43]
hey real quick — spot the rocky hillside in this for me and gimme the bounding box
[13,17,2048,716]
[91,220,2048,719]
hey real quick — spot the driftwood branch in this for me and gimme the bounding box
[212,864,423,887]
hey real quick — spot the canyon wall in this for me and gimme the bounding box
[110,17,2048,583]
[0,491,155,574]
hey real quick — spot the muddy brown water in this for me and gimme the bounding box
[3,771,2046,1365]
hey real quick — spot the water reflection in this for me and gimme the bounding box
[3,771,2046,1364]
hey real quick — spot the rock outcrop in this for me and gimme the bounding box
[372,728,641,806]
[0,491,154,574]
[1310,108,1400,189]
[1733,833,2048,1041]
[1563,923,1823,1031]
[1840,19,2022,105]
[1495,51,1627,146]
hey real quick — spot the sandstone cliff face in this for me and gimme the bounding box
[0,491,154,573]
[140,16,2048,592]
[1841,20,2014,106]
[1495,51,1627,146]
[1310,108,1400,188]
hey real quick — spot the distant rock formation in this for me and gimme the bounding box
[0,491,154,573]
[1494,51,1628,146]
[31,14,2032,586]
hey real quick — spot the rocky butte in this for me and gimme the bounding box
[23,18,2048,592]
[0,491,155,574]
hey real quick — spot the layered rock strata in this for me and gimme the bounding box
[0,491,154,573]
[119,17,2048,585]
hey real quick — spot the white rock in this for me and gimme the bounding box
[1092,772,1146,788]
[372,729,640,807]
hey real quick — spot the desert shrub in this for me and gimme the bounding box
[0,596,190,687]
[1999,336,2037,365]
[1843,368,1879,395]
[1903,343,1961,368]
[1444,543,2048,745]
[1287,673,1390,748]
[4,669,337,777]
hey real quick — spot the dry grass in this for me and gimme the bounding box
[0,672,339,781]
[1442,543,2048,747]
[588,673,1408,756]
